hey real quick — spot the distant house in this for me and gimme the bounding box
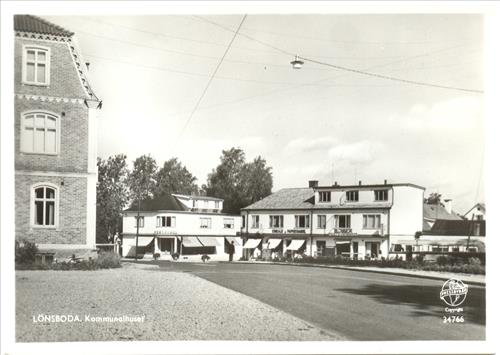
[463,203,485,221]
[14,15,101,259]
[423,202,462,231]
[122,194,242,261]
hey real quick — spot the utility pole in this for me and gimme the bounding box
[466,213,475,251]
[135,197,141,261]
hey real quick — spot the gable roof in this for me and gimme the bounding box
[464,203,486,217]
[425,219,486,236]
[242,188,315,210]
[423,203,462,221]
[14,15,74,37]
[124,194,188,212]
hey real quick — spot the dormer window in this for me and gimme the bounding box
[346,190,359,202]
[374,189,389,201]
[23,46,50,85]
[318,191,331,202]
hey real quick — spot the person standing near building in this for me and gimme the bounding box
[228,241,235,262]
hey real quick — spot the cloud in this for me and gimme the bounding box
[328,140,386,165]
[284,137,338,155]
[400,96,483,131]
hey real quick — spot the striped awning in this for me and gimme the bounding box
[243,238,261,249]
[265,239,282,249]
[287,239,305,251]
[225,236,241,246]
[181,237,203,247]
[197,237,221,247]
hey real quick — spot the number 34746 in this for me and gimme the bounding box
[443,315,465,323]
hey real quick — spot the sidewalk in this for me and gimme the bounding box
[238,261,486,286]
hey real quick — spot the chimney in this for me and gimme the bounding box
[444,199,453,214]
[384,179,387,185]
[308,180,319,188]
[334,181,338,186]
[85,62,91,71]
[358,180,362,186]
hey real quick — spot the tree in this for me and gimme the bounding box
[154,158,199,197]
[206,148,246,214]
[96,154,130,244]
[240,156,273,207]
[127,154,158,203]
[424,192,442,205]
[205,148,273,214]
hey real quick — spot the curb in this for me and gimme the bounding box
[227,261,486,287]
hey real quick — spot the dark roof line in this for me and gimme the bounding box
[14,15,74,37]
[314,183,425,190]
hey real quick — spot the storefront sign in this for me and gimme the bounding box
[272,229,284,233]
[154,230,177,235]
[286,229,306,234]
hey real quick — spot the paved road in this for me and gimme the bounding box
[150,261,485,341]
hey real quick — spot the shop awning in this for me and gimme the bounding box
[243,238,261,249]
[197,237,221,247]
[181,236,203,247]
[129,236,154,247]
[265,239,282,249]
[225,236,241,246]
[287,239,305,251]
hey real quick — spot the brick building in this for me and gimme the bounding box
[14,15,101,258]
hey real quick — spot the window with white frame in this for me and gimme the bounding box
[346,190,359,202]
[32,185,57,227]
[242,215,246,228]
[317,215,326,229]
[251,215,260,228]
[215,201,220,209]
[363,214,381,229]
[224,218,234,229]
[200,217,212,229]
[156,216,176,227]
[335,215,351,228]
[294,215,310,228]
[318,191,331,202]
[134,216,144,228]
[269,215,284,228]
[23,46,50,85]
[21,112,58,154]
[374,189,389,201]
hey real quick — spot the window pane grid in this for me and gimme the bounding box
[22,113,57,154]
[25,47,48,84]
[34,186,56,226]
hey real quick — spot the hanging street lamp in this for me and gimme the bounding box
[290,55,304,69]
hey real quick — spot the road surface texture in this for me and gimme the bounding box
[153,261,485,341]
[16,263,340,342]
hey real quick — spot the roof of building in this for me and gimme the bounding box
[124,194,188,212]
[14,15,74,37]
[423,203,462,221]
[172,194,224,201]
[424,219,486,236]
[464,202,486,216]
[242,188,315,210]
[314,182,425,190]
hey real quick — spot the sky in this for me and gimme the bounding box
[45,14,484,214]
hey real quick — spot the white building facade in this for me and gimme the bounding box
[240,180,424,260]
[122,194,242,261]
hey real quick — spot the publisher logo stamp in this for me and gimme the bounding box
[440,278,468,307]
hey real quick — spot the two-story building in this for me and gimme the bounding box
[122,194,242,261]
[240,180,424,260]
[14,15,101,259]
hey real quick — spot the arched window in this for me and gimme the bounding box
[21,112,59,154]
[22,46,50,85]
[31,184,58,227]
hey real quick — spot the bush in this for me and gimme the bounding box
[15,240,39,265]
[95,251,121,269]
[436,255,449,266]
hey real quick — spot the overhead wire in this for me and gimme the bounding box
[193,15,483,94]
[175,14,248,143]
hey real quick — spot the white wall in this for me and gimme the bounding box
[389,186,424,237]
